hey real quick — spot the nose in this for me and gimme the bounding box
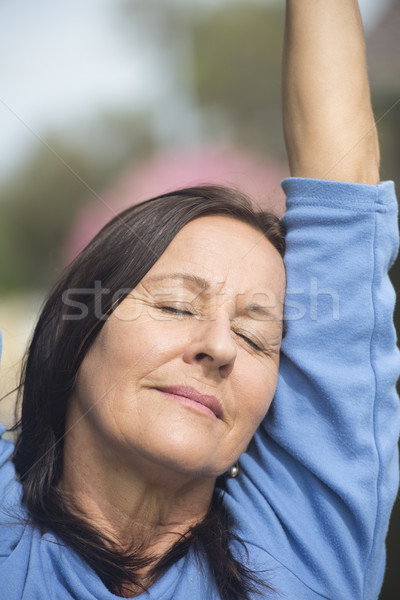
[182,309,237,377]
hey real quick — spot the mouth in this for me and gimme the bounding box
[156,385,223,420]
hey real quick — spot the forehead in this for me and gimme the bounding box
[142,215,285,299]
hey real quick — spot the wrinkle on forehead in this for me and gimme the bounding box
[138,215,286,317]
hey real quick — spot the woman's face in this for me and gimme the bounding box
[70,215,286,479]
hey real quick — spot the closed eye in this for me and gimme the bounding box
[235,332,264,352]
[157,305,194,316]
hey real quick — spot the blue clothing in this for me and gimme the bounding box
[1,178,399,599]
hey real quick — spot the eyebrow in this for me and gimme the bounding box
[246,303,280,321]
[245,303,283,330]
[144,272,210,290]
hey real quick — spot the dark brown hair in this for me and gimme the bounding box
[12,186,285,599]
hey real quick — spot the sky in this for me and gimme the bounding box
[0,0,393,179]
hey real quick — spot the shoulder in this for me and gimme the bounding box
[0,425,26,552]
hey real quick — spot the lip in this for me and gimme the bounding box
[157,385,223,420]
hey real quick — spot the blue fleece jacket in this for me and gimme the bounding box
[1,178,399,599]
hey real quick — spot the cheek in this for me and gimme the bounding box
[73,320,186,414]
[246,387,274,433]
[105,309,188,363]
[233,362,278,441]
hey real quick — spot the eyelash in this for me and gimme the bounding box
[235,331,265,352]
[157,304,194,316]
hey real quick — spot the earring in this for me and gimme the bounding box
[229,462,239,478]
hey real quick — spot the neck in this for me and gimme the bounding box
[59,408,216,556]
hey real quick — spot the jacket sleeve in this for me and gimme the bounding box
[238,178,400,599]
[0,330,27,561]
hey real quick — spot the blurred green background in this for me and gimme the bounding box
[0,1,399,596]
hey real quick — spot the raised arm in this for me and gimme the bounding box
[229,4,399,598]
[282,0,380,183]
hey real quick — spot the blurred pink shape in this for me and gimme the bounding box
[63,148,288,265]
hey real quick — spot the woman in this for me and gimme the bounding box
[1,1,399,599]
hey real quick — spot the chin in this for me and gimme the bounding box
[131,435,226,479]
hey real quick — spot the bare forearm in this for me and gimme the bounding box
[282,0,380,183]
